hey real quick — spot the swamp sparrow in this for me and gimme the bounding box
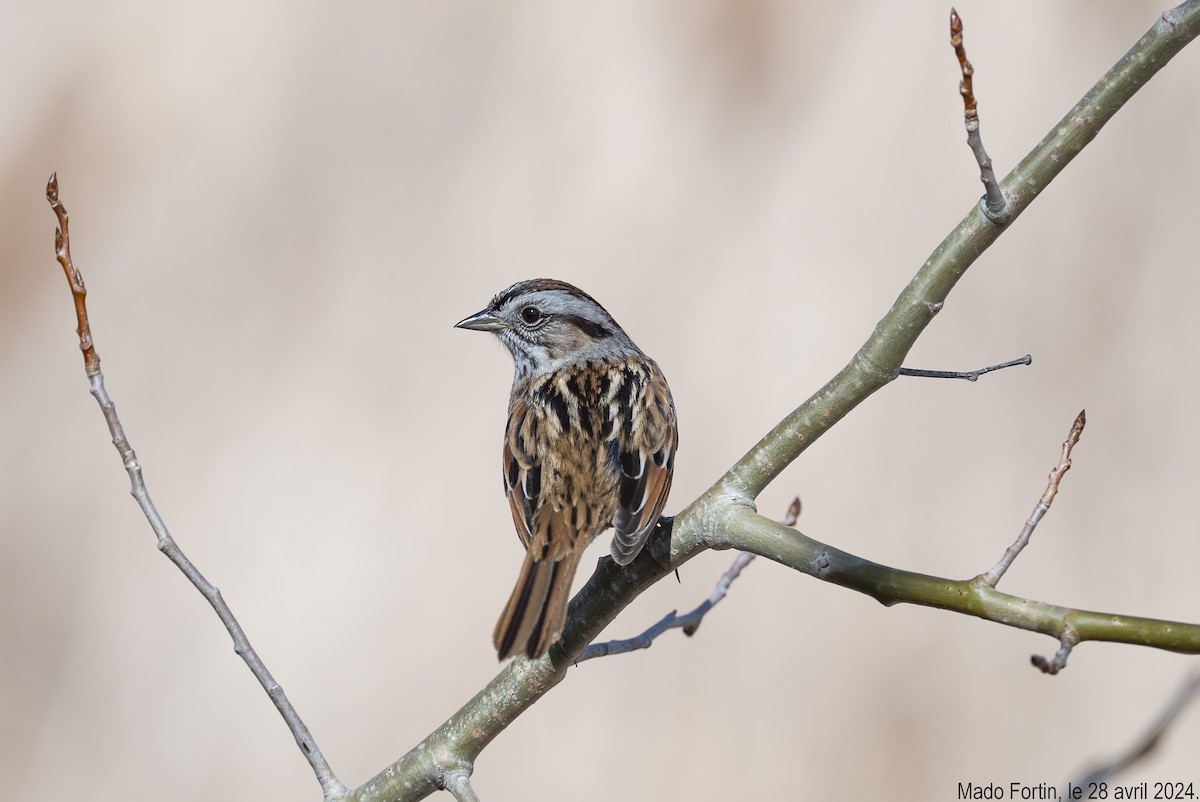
[456,279,678,659]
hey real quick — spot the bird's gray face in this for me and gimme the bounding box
[456,279,640,380]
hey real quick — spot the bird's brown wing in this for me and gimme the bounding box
[609,364,678,565]
[502,396,538,549]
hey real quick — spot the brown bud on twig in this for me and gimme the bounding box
[948,9,1008,221]
[46,173,100,377]
[982,410,1086,589]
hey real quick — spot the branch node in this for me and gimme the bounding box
[978,191,1014,225]
[443,767,480,802]
[680,609,705,637]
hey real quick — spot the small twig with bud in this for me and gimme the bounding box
[1030,627,1079,675]
[974,409,1085,674]
[575,497,801,662]
[950,8,1009,221]
[981,410,1086,588]
[1070,671,1200,787]
[44,175,347,801]
[574,555,753,662]
[47,174,100,377]
[899,354,1031,381]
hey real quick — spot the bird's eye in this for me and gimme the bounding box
[520,306,542,325]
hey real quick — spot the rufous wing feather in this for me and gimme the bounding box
[502,398,538,548]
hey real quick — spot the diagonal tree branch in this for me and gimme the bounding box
[346,4,1200,800]
[45,176,348,801]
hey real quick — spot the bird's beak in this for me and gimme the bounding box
[454,309,505,332]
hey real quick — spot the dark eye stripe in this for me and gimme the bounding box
[560,314,612,340]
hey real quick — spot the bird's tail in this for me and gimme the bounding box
[493,546,584,660]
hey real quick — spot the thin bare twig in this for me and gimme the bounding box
[45,175,347,801]
[575,497,801,662]
[981,410,1086,588]
[898,354,1031,381]
[47,174,100,376]
[950,8,1008,220]
[1071,671,1200,786]
[573,553,753,662]
[571,554,748,662]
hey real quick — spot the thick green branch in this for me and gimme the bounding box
[724,507,1200,655]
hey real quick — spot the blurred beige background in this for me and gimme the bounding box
[3,2,1199,800]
